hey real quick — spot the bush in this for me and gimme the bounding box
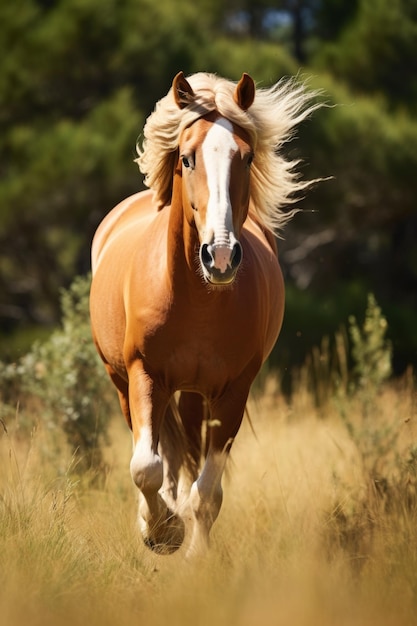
[348,292,392,392]
[0,274,115,471]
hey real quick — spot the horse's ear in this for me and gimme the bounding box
[173,71,195,109]
[233,73,255,111]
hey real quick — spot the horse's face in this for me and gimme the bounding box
[179,115,254,285]
[174,73,256,286]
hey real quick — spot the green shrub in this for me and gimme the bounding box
[0,274,115,471]
[348,292,392,391]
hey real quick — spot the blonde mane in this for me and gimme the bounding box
[136,72,321,234]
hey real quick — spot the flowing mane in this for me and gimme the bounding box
[136,72,320,234]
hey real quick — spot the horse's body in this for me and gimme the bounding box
[90,72,318,556]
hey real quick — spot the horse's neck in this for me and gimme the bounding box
[167,177,200,289]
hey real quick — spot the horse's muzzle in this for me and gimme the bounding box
[200,242,243,285]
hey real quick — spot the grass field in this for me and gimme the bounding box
[1,373,417,626]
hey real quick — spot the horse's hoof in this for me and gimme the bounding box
[144,537,180,555]
[142,512,185,555]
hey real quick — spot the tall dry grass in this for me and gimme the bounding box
[1,372,417,626]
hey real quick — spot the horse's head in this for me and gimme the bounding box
[173,72,255,286]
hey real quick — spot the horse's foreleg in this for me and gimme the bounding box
[187,445,229,557]
[186,391,248,558]
[159,392,206,511]
[104,365,132,428]
[178,391,206,475]
[128,362,185,554]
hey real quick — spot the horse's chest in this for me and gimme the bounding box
[143,309,257,391]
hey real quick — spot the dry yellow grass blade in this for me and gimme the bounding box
[1,376,417,626]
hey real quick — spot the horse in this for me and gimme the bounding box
[90,71,319,557]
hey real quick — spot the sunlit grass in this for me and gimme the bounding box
[1,375,417,626]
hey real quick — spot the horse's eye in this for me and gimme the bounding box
[247,154,254,167]
[182,156,191,168]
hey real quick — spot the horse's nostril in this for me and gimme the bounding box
[200,243,213,267]
[230,242,243,269]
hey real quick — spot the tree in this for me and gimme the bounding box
[2,0,417,376]
[223,1,360,63]
[313,0,417,109]
[0,0,220,350]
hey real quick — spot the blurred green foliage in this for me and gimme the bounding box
[0,275,114,470]
[1,0,416,375]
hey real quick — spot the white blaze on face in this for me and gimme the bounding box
[201,118,239,273]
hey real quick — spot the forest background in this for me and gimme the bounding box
[1,0,417,381]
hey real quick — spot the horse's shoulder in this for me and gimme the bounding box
[243,213,277,254]
[92,190,158,272]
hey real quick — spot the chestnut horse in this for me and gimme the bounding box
[90,72,319,557]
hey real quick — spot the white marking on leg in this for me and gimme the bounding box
[130,427,163,494]
[186,446,231,557]
[131,429,186,554]
[131,428,176,550]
